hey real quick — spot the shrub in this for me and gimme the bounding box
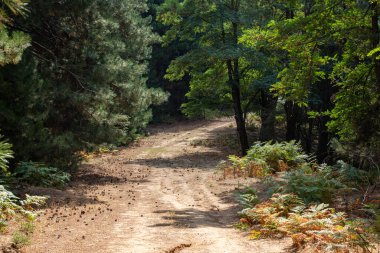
[0,185,47,230]
[273,167,346,204]
[238,193,372,251]
[20,221,35,234]
[13,162,70,188]
[329,160,372,186]
[0,136,48,235]
[12,231,30,248]
[245,112,261,129]
[225,141,310,178]
[245,141,309,172]
[362,204,380,235]
[0,134,13,174]
[236,187,260,208]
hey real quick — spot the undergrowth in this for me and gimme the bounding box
[236,187,259,208]
[12,231,30,248]
[0,185,47,230]
[273,167,345,204]
[229,141,379,251]
[238,194,374,251]
[13,162,70,188]
[224,141,310,178]
[0,135,48,242]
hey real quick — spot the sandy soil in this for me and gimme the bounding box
[23,118,292,253]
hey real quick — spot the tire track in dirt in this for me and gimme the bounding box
[25,118,291,253]
[106,119,290,253]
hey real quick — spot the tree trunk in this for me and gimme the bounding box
[259,90,277,141]
[315,79,335,163]
[304,118,313,153]
[284,101,300,141]
[317,116,329,163]
[221,0,249,155]
[226,59,249,155]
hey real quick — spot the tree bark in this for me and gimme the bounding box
[304,118,313,153]
[315,78,335,163]
[224,20,249,155]
[284,101,300,141]
[220,0,249,155]
[259,90,277,141]
[317,116,329,163]
[226,58,249,155]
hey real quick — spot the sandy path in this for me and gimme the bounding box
[25,118,291,253]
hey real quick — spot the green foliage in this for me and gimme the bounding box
[235,0,380,163]
[226,141,310,178]
[328,63,379,143]
[330,160,372,186]
[272,161,372,204]
[0,25,30,66]
[20,194,48,210]
[274,168,345,204]
[245,113,261,129]
[0,185,47,230]
[0,185,19,229]
[13,162,70,188]
[362,204,380,235]
[0,0,30,66]
[0,141,47,233]
[20,221,35,234]
[146,0,191,120]
[245,141,309,172]
[238,193,304,222]
[228,155,249,170]
[234,221,250,231]
[237,187,259,209]
[0,134,13,174]
[0,0,167,169]
[0,0,29,24]
[157,0,280,151]
[12,231,30,248]
[181,64,231,118]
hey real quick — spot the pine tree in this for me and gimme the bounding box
[0,0,167,169]
[0,0,30,66]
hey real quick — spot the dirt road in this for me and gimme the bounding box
[25,119,291,253]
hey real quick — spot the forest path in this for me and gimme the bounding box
[26,118,291,253]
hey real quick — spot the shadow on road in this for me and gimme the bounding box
[124,151,224,169]
[150,191,240,229]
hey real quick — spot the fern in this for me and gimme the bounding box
[0,185,47,230]
[273,167,346,204]
[13,162,70,188]
[238,193,372,251]
[0,134,13,174]
[237,187,259,208]
[245,141,309,172]
[228,141,310,177]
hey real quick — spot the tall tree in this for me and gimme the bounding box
[245,0,380,163]
[0,0,167,168]
[158,0,267,154]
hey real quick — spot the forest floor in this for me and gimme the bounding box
[21,118,292,253]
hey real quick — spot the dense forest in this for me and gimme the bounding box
[158,0,380,165]
[0,0,379,252]
[1,0,379,171]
